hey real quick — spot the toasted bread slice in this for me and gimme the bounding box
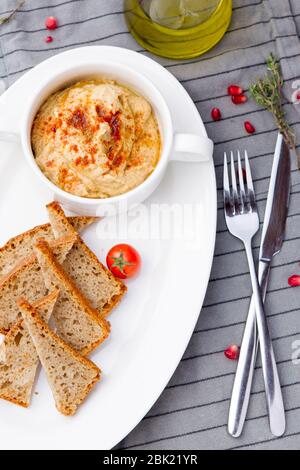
[33,240,110,355]
[0,214,97,278]
[0,235,76,334]
[46,202,126,317]
[0,289,59,408]
[19,297,100,416]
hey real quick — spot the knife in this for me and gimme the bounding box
[228,133,290,437]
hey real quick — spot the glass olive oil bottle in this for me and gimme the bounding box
[124,0,232,59]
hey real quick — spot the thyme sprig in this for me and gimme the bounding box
[0,0,25,26]
[249,53,299,168]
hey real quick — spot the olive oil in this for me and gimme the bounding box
[124,0,232,59]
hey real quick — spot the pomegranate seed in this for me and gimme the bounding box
[45,16,57,30]
[211,107,221,121]
[296,92,300,101]
[224,344,240,361]
[236,167,247,183]
[242,167,247,182]
[228,85,243,96]
[288,275,300,287]
[244,121,256,134]
[45,35,53,43]
[231,94,248,105]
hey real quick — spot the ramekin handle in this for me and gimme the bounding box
[171,133,214,162]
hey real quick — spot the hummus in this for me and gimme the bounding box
[31,79,161,198]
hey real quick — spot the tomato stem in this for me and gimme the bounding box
[109,253,135,275]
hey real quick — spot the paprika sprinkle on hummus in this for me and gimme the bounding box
[31,79,161,198]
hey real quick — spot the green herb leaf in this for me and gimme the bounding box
[249,53,299,168]
[0,1,25,27]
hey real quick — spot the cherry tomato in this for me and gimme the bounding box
[106,244,141,279]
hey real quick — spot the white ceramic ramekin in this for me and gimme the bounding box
[0,59,213,216]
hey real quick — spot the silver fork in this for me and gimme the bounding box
[224,150,285,435]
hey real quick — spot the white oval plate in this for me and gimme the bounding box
[0,46,216,450]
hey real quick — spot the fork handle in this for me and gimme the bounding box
[228,261,269,437]
[243,242,285,437]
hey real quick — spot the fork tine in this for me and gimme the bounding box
[237,150,245,211]
[223,152,229,191]
[244,150,257,209]
[223,152,232,215]
[244,150,254,192]
[230,151,239,211]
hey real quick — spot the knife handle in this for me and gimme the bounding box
[228,294,257,437]
[228,261,285,437]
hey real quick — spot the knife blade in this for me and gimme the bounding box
[228,133,290,437]
[260,134,291,262]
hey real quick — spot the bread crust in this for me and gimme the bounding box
[0,216,98,280]
[0,235,77,289]
[46,201,127,317]
[0,202,125,413]
[0,393,28,408]
[34,240,110,356]
[0,316,31,407]
[0,236,76,334]
[0,289,59,408]
[32,288,60,310]
[74,236,127,317]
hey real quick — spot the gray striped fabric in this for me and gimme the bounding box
[1,0,300,450]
